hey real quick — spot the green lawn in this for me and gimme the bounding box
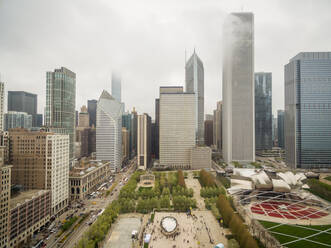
[260,220,331,248]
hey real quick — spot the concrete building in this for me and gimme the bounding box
[190,146,211,170]
[111,72,121,103]
[137,113,151,170]
[0,163,11,248]
[0,82,4,131]
[222,13,255,163]
[88,99,97,127]
[96,90,124,172]
[7,91,42,127]
[69,159,112,200]
[9,190,51,247]
[185,51,204,145]
[88,128,96,155]
[45,67,76,161]
[4,111,32,131]
[255,72,272,150]
[122,127,130,162]
[277,110,284,148]
[285,52,331,169]
[213,101,222,152]
[9,129,69,216]
[204,119,213,147]
[159,87,195,169]
[76,128,89,158]
[78,105,89,128]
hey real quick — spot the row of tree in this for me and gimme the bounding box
[178,170,186,187]
[200,187,222,198]
[199,169,216,187]
[173,195,197,211]
[216,195,258,248]
[76,201,120,248]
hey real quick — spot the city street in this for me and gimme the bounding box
[43,158,137,248]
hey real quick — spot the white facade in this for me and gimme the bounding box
[185,51,204,145]
[96,90,124,172]
[159,88,195,168]
[222,12,255,163]
[0,82,4,131]
[190,146,211,170]
[46,134,69,215]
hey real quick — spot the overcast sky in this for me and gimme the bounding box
[1,0,331,118]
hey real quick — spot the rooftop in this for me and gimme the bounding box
[69,158,109,177]
[10,190,49,209]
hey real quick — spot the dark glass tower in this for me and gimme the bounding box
[277,110,284,148]
[88,99,97,127]
[285,52,331,169]
[255,72,272,150]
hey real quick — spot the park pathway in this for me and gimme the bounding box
[185,172,205,210]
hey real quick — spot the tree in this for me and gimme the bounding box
[178,170,186,187]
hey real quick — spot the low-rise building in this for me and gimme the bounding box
[69,158,112,201]
[9,190,51,248]
[190,146,211,169]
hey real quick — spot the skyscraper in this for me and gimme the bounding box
[122,112,132,158]
[88,99,97,127]
[213,101,222,152]
[78,105,89,128]
[45,67,76,160]
[204,119,213,147]
[7,91,41,127]
[154,98,160,159]
[131,108,138,156]
[277,110,284,148]
[0,82,4,131]
[4,111,32,131]
[111,72,121,102]
[185,50,204,145]
[255,72,272,150]
[159,86,195,168]
[272,114,278,147]
[285,52,331,169]
[137,113,152,170]
[222,13,255,163]
[96,90,124,172]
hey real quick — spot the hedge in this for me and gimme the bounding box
[199,169,216,187]
[307,179,331,202]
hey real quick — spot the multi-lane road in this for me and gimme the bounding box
[44,158,136,248]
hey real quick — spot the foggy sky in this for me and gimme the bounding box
[1,0,331,118]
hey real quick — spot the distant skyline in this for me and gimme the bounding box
[1,0,331,118]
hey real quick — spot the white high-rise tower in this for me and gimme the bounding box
[185,50,204,145]
[222,12,255,163]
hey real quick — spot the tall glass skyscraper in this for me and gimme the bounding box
[222,12,255,163]
[122,112,132,158]
[111,72,121,102]
[96,90,124,172]
[285,52,331,169]
[45,67,76,160]
[185,50,204,145]
[88,99,97,127]
[277,110,284,148]
[255,72,272,150]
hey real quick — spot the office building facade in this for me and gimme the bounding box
[213,101,222,151]
[4,111,32,131]
[285,52,331,169]
[111,72,121,102]
[131,108,138,156]
[45,67,76,161]
[0,164,11,247]
[122,127,130,162]
[154,98,160,159]
[9,129,69,216]
[222,12,255,163]
[96,90,123,171]
[277,110,284,148]
[122,112,132,158]
[0,83,4,131]
[159,87,195,168]
[185,51,204,145]
[88,99,97,127]
[204,120,213,147]
[255,72,272,150]
[137,113,151,170]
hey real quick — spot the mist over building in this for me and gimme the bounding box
[222,12,255,163]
